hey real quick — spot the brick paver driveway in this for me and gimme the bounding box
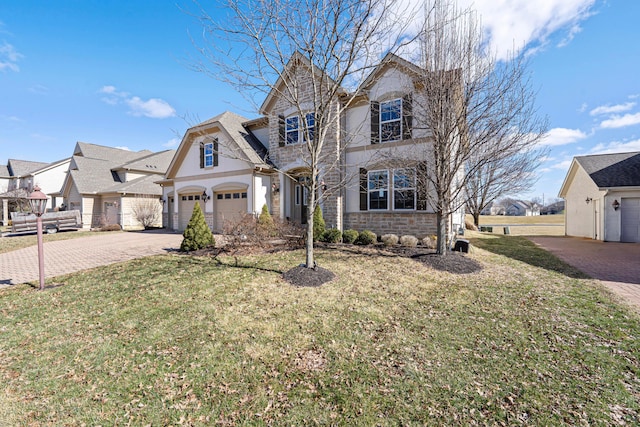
[1,230,183,287]
[528,236,640,309]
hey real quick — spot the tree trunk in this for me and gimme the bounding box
[435,211,448,255]
[305,207,315,268]
[473,211,480,227]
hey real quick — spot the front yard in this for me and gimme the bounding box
[0,233,638,425]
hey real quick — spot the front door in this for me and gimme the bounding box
[290,178,308,224]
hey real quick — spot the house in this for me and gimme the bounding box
[0,158,70,226]
[541,200,564,215]
[559,151,640,242]
[481,201,506,216]
[59,142,175,230]
[505,200,540,216]
[161,53,465,237]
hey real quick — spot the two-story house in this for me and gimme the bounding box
[161,53,464,238]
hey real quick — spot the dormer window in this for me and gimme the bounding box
[199,138,219,169]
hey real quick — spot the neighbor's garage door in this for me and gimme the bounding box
[214,191,247,232]
[179,193,204,231]
[621,198,640,243]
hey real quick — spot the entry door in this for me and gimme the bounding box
[104,201,118,225]
[621,198,640,243]
[290,179,308,224]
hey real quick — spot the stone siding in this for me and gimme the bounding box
[344,212,438,239]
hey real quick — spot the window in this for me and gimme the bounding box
[380,99,402,143]
[241,192,247,199]
[233,193,240,199]
[285,113,315,144]
[368,170,389,210]
[366,168,416,211]
[393,169,416,210]
[204,142,214,167]
[217,194,223,200]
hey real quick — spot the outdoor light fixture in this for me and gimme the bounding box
[585,197,593,204]
[28,186,48,291]
[612,199,620,211]
[202,190,210,202]
[272,183,280,194]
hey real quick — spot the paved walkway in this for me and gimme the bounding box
[0,230,183,287]
[528,236,640,309]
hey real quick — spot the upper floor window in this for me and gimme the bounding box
[282,113,315,145]
[380,99,402,143]
[371,95,412,144]
[204,142,214,167]
[199,138,219,168]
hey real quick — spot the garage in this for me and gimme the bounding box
[621,198,640,243]
[178,193,204,231]
[214,190,247,232]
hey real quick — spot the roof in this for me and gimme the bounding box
[574,151,640,188]
[0,165,9,178]
[74,141,152,163]
[7,159,50,177]
[115,150,176,173]
[102,174,164,196]
[68,156,119,194]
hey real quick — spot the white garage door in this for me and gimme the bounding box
[621,198,640,243]
[214,191,247,233]
[179,193,204,231]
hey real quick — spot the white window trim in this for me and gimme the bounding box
[368,169,389,211]
[367,167,417,211]
[380,98,402,143]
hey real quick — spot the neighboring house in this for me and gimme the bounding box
[480,201,506,216]
[0,158,68,226]
[541,200,564,215]
[559,151,640,242]
[505,200,540,216]
[59,142,175,230]
[161,52,465,238]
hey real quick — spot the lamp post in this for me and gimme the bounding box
[28,186,47,291]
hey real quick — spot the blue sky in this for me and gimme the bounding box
[0,0,637,202]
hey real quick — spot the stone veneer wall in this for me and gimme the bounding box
[344,212,438,238]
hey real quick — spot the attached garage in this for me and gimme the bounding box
[179,192,204,231]
[621,198,640,243]
[214,190,247,232]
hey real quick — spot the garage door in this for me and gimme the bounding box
[621,198,640,243]
[178,193,204,231]
[214,191,247,233]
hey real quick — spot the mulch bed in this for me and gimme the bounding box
[183,241,482,287]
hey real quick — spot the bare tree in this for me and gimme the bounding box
[405,0,547,254]
[193,0,416,268]
[465,144,548,227]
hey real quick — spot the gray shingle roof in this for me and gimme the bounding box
[74,141,152,163]
[102,174,163,196]
[7,159,49,177]
[576,151,640,188]
[68,156,119,194]
[0,165,9,178]
[195,111,269,166]
[115,150,176,173]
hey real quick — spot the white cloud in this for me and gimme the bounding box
[126,96,176,119]
[539,127,588,146]
[589,102,636,116]
[163,138,180,148]
[0,41,23,72]
[99,85,175,119]
[551,159,573,170]
[458,0,597,60]
[590,139,640,154]
[599,112,640,129]
[115,146,131,151]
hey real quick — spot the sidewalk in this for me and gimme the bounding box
[0,231,183,287]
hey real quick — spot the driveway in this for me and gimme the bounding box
[528,236,640,309]
[0,230,183,287]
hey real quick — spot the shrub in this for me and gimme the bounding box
[313,205,326,241]
[321,228,342,243]
[342,229,358,244]
[180,203,215,251]
[355,230,376,245]
[381,234,399,246]
[422,235,437,249]
[400,235,419,247]
[465,217,478,231]
[96,224,122,232]
[257,204,276,236]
